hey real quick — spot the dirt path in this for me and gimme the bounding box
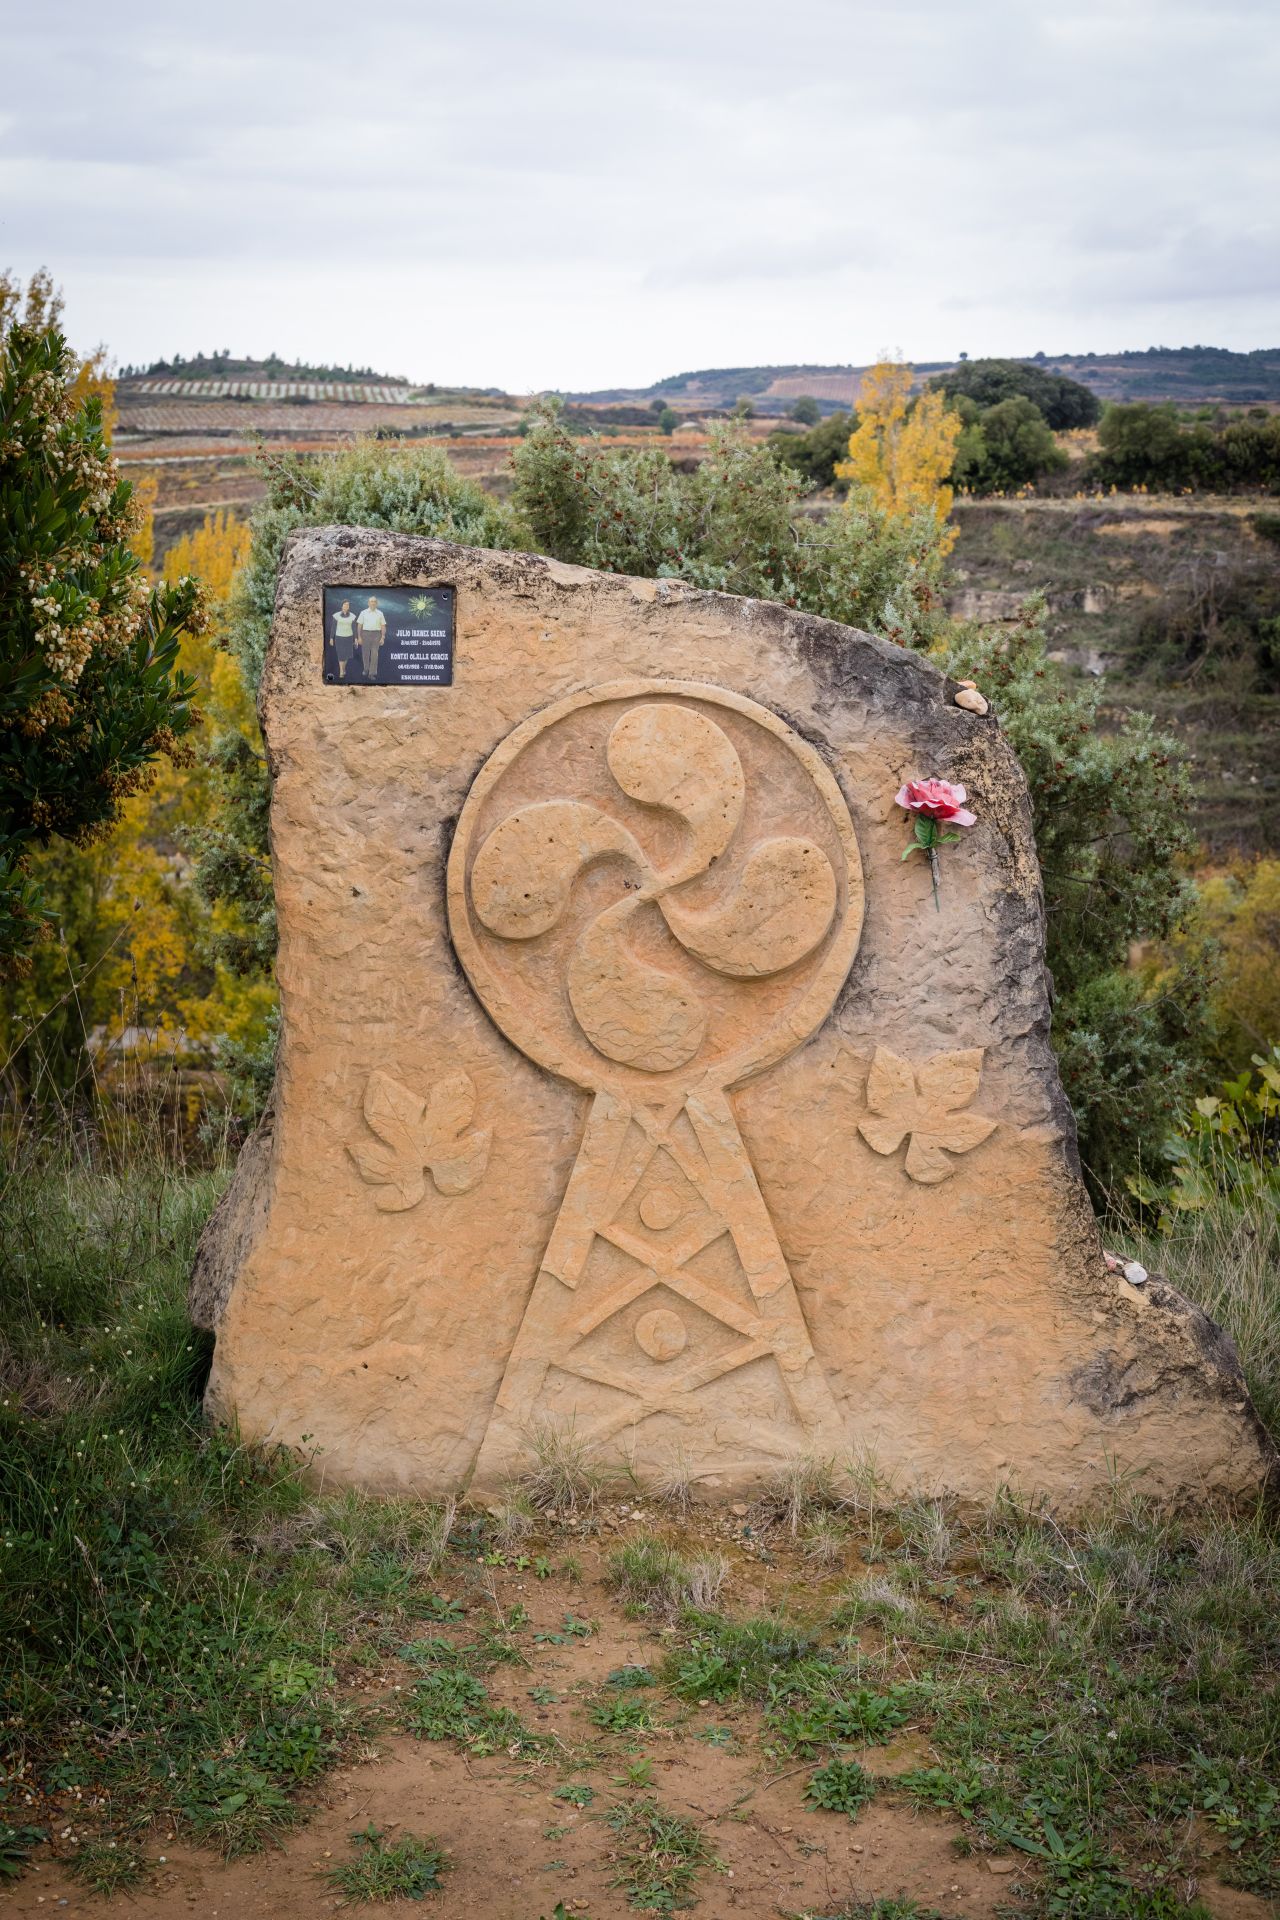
[4,1523,1272,1920]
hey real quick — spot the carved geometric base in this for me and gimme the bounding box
[472,1087,845,1488]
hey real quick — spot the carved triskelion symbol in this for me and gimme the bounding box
[446,680,866,1485]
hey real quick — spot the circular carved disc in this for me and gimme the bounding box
[634,1308,689,1363]
[447,681,864,1098]
[638,1185,685,1231]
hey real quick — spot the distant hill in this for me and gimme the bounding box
[571,348,1280,417]
[125,352,410,384]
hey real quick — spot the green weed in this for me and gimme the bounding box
[606,1796,717,1912]
[325,1823,448,1901]
[807,1758,876,1818]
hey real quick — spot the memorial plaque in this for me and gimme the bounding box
[323,584,455,685]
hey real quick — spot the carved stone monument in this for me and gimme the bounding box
[191,528,1274,1506]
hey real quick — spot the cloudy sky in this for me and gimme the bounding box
[2,0,1277,390]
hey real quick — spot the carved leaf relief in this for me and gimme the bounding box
[857,1045,996,1185]
[350,1068,491,1211]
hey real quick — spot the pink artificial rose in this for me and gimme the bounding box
[894,778,976,828]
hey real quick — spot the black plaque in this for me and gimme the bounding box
[322,585,455,686]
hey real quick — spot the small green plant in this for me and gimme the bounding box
[807,1758,876,1819]
[770,1683,916,1753]
[553,1783,595,1808]
[614,1758,655,1788]
[607,1665,655,1689]
[0,1821,44,1881]
[664,1614,817,1703]
[535,1613,594,1643]
[401,1655,540,1756]
[70,1839,146,1895]
[325,1824,449,1901]
[590,1694,654,1733]
[419,1592,465,1622]
[606,1797,717,1912]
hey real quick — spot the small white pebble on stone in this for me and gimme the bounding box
[955,687,990,715]
[1123,1261,1148,1286]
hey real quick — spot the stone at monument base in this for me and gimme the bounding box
[192,529,1275,1509]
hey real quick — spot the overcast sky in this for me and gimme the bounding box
[2,0,1277,391]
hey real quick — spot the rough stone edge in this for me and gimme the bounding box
[189,1088,275,1332]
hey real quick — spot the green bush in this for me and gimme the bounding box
[933,602,1204,1189]
[1089,403,1280,493]
[951,394,1069,495]
[0,323,202,972]
[768,408,855,487]
[513,399,945,644]
[929,356,1102,430]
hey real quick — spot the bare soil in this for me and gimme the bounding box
[3,1518,1271,1920]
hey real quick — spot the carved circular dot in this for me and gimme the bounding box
[638,1186,684,1231]
[634,1308,688,1363]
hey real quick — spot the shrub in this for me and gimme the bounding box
[936,602,1204,1190]
[1089,403,1280,493]
[0,322,202,972]
[768,408,855,487]
[929,357,1102,430]
[1187,861,1280,1071]
[951,395,1069,495]
[514,398,946,646]
[1132,553,1280,693]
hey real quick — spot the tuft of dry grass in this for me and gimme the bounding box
[648,1443,698,1515]
[520,1419,605,1518]
[1114,1185,1280,1440]
[606,1533,727,1617]
[757,1454,841,1534]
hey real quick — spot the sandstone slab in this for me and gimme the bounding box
[193,528,1274,1506]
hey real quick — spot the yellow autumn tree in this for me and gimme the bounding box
[836,360,962,547]
[1189,860,1280,1070]
[0,510,273,1107]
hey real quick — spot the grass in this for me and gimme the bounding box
[605,1533,727,1617]
[520,1419,605,1517]
[325,1822,449,1901]
[605,1795,718,1912]
[0,1145,461,1874]
[1113,1180,1280,1435]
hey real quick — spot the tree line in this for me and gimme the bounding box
[775,358,1280,497]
